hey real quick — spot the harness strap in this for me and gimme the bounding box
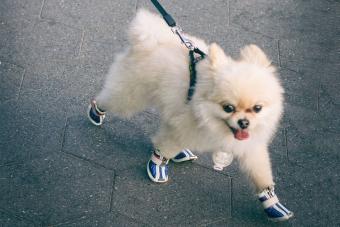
[187,48,206,101]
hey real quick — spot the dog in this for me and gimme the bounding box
[87,9,293,221]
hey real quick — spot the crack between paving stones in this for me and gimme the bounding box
[230,176,233,218]
[109,171,117,212]
[227,0,230,27]
[283,127,289,160]
[277,39,282,68]
[114,163,146,177]
[192,161,233,178]
[51,211,114,226]
[16,68,26,101]
[58,117,113,171]
[60,116,68,153]
[0,161,24,168]
[77,30,86,57]
[203,217,229,226]
[280,65,299,74]
[135,0,139,11]
[317,81,322,113]
[230,23,275,40]
[62,151,114,171]
[39,0,46,20]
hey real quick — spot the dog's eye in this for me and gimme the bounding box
[253,105,262,113]
[223,104,235,113]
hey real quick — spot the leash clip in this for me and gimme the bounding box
[171,26,195,50]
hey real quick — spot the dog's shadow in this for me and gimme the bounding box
[62,109,160,170]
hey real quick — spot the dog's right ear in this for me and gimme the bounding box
[240,44,272,67]
[208,43,231,68]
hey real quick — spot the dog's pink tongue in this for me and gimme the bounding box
[234,130,249,140]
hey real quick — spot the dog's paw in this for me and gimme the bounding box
[258,187,294,222]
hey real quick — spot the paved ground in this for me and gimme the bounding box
[0,0,339,226]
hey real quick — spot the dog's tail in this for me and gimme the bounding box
[128,9,178,51]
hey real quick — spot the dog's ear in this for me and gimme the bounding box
[240,44,272,67]
[208,43,230,68]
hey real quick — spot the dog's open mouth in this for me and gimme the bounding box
[228,126,249,140]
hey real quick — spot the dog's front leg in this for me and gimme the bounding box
[146,123,184,183]
[152,123,184,159]
[237,145,294,221]
[237,144,274,191]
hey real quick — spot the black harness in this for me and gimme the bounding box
[151,0,207,102]
[188,48,206,101]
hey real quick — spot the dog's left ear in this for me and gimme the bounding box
[240,44,272,67]
[208,43,231,68]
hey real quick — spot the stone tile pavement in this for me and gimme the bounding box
[0,0,339,226]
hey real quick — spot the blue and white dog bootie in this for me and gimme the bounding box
[87,99,106,126]
[147,149,198,183]
[147,149,169,183]
[171,149,198,163]
[258,186,294,221]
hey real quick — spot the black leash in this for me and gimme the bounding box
[150,0,176,27]
[150,0,206,102]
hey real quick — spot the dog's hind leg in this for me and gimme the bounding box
[93,50,153,119]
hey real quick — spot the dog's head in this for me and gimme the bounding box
[194,44,284,141]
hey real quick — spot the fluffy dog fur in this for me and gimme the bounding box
[95,9,284,192]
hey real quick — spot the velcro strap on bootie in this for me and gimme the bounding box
[91,100,105,115]
[262,195,279,208]
[151,150,168,165]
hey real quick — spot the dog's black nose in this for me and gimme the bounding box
[238,119,249,129]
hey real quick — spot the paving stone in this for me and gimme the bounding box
[139,1,278,65]
[79,39,125,70]
[230,0,339,40]
[285,119,339,173]
[138,0,229,38]
[62,115,153,170]
[0,0,42,22]
[41,0,137,43]
[0,61,25,103]
[318,84,340,134]
[318,63,340,107]
[0,152,113,226]
[0,210,34,227]
[55,212,143,227]
[229,176,290,227]
[112,164,231,226]
[0,99,65,165]
[230,0,339,75]
[280,68,319,110]
[279,37,336,74]
[276,158,340,226]
[1,0,339,225]
[24,20,83,74]
[0,15,34,65]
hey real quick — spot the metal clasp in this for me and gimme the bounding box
[171,26,195,50]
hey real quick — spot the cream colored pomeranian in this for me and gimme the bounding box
[87,9,293,221]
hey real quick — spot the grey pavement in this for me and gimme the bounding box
[0,0,339,226]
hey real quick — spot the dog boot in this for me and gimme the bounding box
[212,151,233,171]
[171,149,198,163]
[87,99,106,126]
[258,186,294,221]
[147,149,169,183]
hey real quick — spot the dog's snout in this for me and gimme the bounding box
[238,119,249,129]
